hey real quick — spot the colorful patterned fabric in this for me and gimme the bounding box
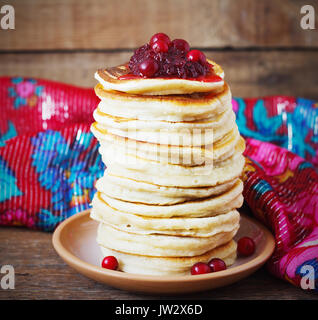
[0,77,103,230]
[232,97,318,166]
[0,76,317,291]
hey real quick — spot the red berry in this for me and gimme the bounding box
[150,33,171,45]
[208,258,227,272]
[187,49,206,63]
[191,262,211,275]
[101,256,118,270]
[237,237,255,257]
[138,58,159,77]
[171,39,190,52]
[151,40,169,53]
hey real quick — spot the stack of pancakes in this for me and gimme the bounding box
[90,60,245,275]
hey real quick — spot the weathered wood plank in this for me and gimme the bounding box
[0,50,317,100]
[0,227,316,299]
[0,0,317,50]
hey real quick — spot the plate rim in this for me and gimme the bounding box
[52,209,275,283]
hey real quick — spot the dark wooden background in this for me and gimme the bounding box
[1,0,318,300]
[0,0,318,99]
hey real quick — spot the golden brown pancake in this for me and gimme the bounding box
[97,221,239,257]
[95,59,225,95]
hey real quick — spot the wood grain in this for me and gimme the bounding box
[0,227,316,299]
[0,50,317,100]
[1,0,317,51]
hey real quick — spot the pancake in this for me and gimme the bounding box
[91,122,244,166]
[97,179,243,218]
[95,174,239,205]
[91,193,240,237]
[100,148,246,187]
[93,104,236,146]
[99,240,237,275]
[97,222,239,257]
[93,112,236,146]
[93,103,234,131]
[95,82,232,122]
[95,59,224,95]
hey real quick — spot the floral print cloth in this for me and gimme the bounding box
[0,76,317,291]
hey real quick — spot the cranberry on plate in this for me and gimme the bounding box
[191,262,211,275]
[237,237,256,257]
[101,256,118,270]
[208,258,227,272]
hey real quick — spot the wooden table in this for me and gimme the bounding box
[0,227,317,300]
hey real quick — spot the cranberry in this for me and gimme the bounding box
[237,237,256,257]
[138,58,159,77]
[187,49,206,64]
[128,35,210,79]
[191,262,211,275]
[171,39,190,52]
[150,33,171,45]
[208,258,227,272]
[101,256,118,270]
[151,40,169,53]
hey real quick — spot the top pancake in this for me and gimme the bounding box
[95,59,224,95]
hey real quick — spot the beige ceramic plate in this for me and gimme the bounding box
[52,209,275,294]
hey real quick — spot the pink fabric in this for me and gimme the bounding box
[243,139,318,289]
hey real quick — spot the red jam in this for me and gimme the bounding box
[127,33,214,80]
[119,65,222,83]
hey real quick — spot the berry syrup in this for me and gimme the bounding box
[120,33,221,82]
